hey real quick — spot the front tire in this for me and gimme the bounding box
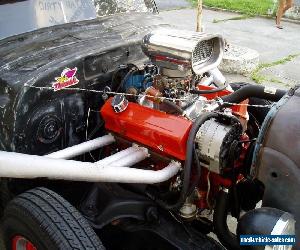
[0,187,104,250]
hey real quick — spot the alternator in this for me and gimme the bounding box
[195,119,241,174]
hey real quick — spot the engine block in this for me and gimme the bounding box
[101,97,192,160]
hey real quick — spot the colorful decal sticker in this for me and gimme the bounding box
[52,67,79,91]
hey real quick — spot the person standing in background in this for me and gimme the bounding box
[276,0,294,29]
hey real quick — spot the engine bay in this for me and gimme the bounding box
[0,26,296,250]
[98,28,258,220]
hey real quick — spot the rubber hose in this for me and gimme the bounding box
[218,84,286,109]
[187,145,202,196]
[189,82,229,94]
[155,112,220,210]
[213,189,240,250]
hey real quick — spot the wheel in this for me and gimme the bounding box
[0,179,13,218]
[0,187,105,250]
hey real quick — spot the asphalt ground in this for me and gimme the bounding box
[155,0,191,10]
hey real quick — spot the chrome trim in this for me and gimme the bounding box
[142,28,224,75]
[271,212,295,235]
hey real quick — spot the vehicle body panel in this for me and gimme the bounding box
[0,12,167,155]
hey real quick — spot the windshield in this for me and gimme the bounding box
[0,0,156,40]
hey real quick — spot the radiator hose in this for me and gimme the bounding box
[213,188,240,250]
[218,84,286,109]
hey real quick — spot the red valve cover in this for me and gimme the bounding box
[101,98,193,160]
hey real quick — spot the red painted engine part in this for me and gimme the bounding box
[101,98,193,160]
[196,167,232,209]
[195,134,251,209]
[100,85,250,210]
[197,85,249,119]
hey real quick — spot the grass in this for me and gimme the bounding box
[251,54,300,84]
[191,0,275,16]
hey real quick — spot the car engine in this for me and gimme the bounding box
[0,1,297,248]
[0,26,294,250]
[100,28,251,219]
